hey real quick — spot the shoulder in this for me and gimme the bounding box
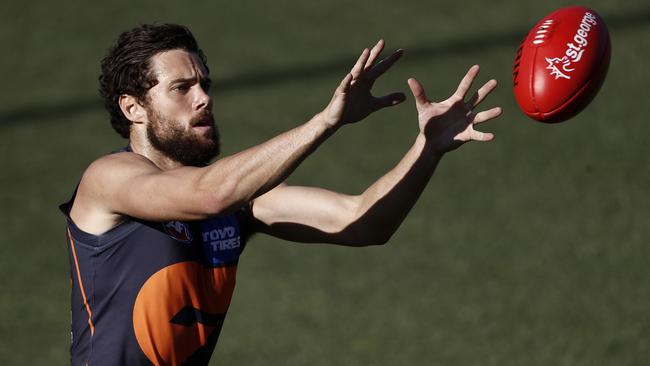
[75,152,159,211]
[81,152,160,189]
[86,151,158,177]
[70,152,158,234]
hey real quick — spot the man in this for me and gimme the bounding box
[60,24,501,365]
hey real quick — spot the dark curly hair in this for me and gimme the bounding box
[99,24,209,138]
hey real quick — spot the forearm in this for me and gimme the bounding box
[352,133,442,243]
[201,113,337,213]
[247,133,444,246]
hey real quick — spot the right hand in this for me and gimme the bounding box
[320,40,406,128]
[408,65,502,154]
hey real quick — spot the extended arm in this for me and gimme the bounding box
[252,65,502,245]
[251,135,439,245]
[71,41,405,234]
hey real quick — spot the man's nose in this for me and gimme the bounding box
[193,85,212,111]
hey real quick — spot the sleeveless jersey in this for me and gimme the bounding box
[60,189,252,365]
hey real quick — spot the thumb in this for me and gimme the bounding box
[338,73,353,93]
[407,78,430,110]
[374,92,406,110]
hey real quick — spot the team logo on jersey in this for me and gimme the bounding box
[133,261,236,364]
[163,221,193,243]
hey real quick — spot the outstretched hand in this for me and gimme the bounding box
[408,65,502,154]
[321,40,406,127]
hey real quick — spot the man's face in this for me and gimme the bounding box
[143,49,219,167]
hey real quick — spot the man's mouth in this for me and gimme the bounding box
[191,114,215,128]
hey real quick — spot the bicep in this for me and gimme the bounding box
[79,153,219,222]
[251,184,362,244]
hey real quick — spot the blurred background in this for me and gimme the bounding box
[1,0,649,364]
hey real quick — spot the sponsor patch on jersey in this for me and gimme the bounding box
[163,221,193,243]
[199,215,242,267]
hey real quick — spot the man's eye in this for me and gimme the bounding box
[174,85,190,92]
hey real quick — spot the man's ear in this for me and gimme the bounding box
[118,94,147,124]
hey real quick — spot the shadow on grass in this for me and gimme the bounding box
[1,8,648,128]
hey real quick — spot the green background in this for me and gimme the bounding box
[1,0,649,364]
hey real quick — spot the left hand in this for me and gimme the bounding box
[320,40,406,127]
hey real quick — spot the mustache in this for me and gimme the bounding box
[190,112,215,127]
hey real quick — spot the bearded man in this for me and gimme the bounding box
[60,23,501,365]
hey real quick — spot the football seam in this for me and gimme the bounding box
[541,35,610,119]
[542,73,594,117]
[529,37,540,119]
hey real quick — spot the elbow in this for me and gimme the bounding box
[203,192,231,216]
[365,232,392,246]
[352,236,390,247]
[344,201,394,246]
[361,238,390,247]
[197,175,241,216]
[345,225,393,247]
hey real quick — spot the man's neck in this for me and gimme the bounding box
[128,134,184,171]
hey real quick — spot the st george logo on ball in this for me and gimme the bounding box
[545,11,599,80]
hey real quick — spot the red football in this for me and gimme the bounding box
[513,6,611,123]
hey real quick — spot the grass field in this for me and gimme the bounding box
[1,0,649,364]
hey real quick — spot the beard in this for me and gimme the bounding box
[146,109,221,167]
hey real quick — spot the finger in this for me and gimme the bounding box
[338,73,354,93]
[364,39,385,69]
[351,48,371,80]
[466,79,498,109]
[407,78,430,110]
[473,106,502,124]
[373,92,406,110]
[470,129,494,142]
[367,49,404,82]
[454,65,480,99]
